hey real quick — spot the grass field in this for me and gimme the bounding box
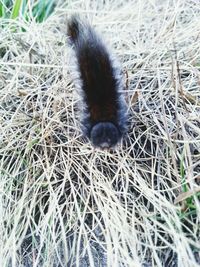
[0,0,200,266]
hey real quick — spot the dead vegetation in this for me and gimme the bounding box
[0,1,200,266]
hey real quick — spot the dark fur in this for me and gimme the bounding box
[68,15,127,148]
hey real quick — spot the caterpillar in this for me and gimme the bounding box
[67,15,128,148]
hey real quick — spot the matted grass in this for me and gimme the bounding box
[0,0,200,266]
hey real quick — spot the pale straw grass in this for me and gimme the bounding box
[0,0,200,266]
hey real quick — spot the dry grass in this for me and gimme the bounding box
[0,0,200,266]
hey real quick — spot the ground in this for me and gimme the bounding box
[0,0,200,266]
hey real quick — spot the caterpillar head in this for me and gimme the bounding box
[90,122,121,149]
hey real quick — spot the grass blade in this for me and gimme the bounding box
[10,0,23,19]
[0,3,3,17]
[44,0,55,20]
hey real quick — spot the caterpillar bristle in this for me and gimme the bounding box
[67,15,81,42]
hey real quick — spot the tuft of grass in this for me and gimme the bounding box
[0,0,56,22]
[32,0,56,23]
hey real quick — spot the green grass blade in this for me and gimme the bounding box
[0,1,7,18]
[44,0,55,19]
[37,0,46,21]
[0,3,3,17]
[180,150,188,193]
[11,0,23,19]
[21,0,27,17]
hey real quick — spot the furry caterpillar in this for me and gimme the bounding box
[67,15,127,148]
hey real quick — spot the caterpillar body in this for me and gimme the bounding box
[67,16,127,148]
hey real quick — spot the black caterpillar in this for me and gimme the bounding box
[67,15,128,148]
